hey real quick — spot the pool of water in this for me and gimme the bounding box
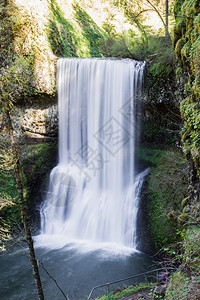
[0,239,154,300]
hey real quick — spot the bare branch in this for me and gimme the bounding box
[39,261,69,300]
[135,8,154,18]
[145,0,166,28]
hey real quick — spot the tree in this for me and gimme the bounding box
[0,53,44,299]
[115,0,170,39]
[165,0,169,38]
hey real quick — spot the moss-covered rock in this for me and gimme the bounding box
[181,40,191,66]
[173,19,186,47]
[137,148,188,252]
[170,1,200,297]
[175,37,186,60]
[173,0,200,196]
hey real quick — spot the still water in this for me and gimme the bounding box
[0,241,153,300]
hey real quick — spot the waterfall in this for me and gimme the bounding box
[40,58,146,250]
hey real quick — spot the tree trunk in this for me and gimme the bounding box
[165,0,169,39]
[6,109,44,300]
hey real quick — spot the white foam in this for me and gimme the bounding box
[34,234,138,257]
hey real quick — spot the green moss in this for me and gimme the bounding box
[182,0,200,14]
[136,148,164,166]
[47,0,78,57]
[0,141,57,234]
[0,168,21,230]
[185,27,193,42]
[190,36,200,96]
[145,150,188,250]
[177,18,187,35]
[47,0,109,58]
[174,0,183,16]
[175,37,186,60]
[193,0,200,14]
[176,18,187,41]
[182,0,196,14]
[0,53,35,107]
[137,148,188,251]
[180,100,200,176]
[73,3,106,57]
[21,142,57,183]
[0,148,21,230]
[181,40,191,64]
[173,0,200,179]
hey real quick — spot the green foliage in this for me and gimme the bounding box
[0,2,37,247]
[0,161,18,200]
[21,142,57,183]
[0,0,16,51]
[154,227,200,298]
[46,0,177,70]
[165,271,193,299]
[0,1,36,104]
[173,0,200,178]
[96,282,155,300]
[145,37,176,105]
[47,0,78,57]
[163,2,200,294]
[181,100,200,174]
[165,228,200,299]
[0,53,35,108]
[99,31,176,104]
[174,0,182,16]
[1,202,21,230]
[175,37,186,60]
[47,0,107,57]
[0,1,35,105]
[0,141,57,250]
[180,228,200,274]
[181,40,191,67]
[141,118,179,146]
[173,18,186,48]
[136,147,164,166]
[1,0,177,102]
[73,3,106,57]
[142,149,188,250]
[0,0,34,238]
[190,35,200,97]
[102,10,116,36]
[182,0,200,16]
[99,35,132,58]
[0,140,21,247]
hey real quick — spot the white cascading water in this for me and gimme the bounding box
[40,58,146,250]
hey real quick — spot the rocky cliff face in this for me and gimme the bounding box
[11,101,58,140]
[173,0,200,207]
[0,0,136,140]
